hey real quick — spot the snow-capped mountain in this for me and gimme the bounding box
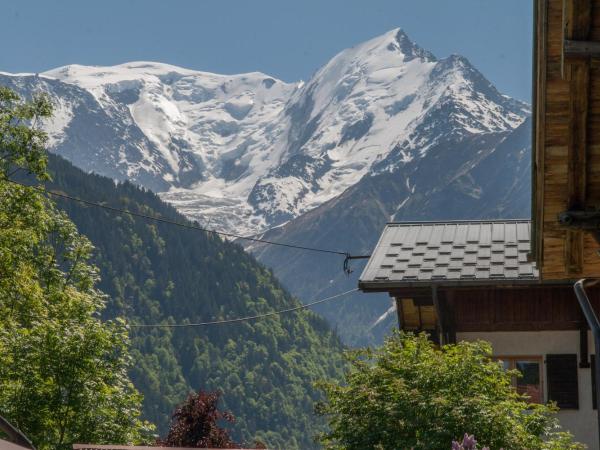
[248,29,527,225]
[0,28,529,237]
[251,116,532,346]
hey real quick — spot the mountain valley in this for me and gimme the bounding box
[1,28,532,345]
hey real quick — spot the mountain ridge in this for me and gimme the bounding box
[1,27,532,345]
[249,117,532,345]
[1,28,529,239]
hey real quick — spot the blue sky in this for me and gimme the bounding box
[1,1,533,101]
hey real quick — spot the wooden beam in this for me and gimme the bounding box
[445,290,457,344]
[394,297,403,331]
[563,0,592,58]
[562,0,591,276]
[562,0,591,78]
[389,288,431,298]
[533,0,548,272]
[563,0,591,38]
[566,62,589,209]
[564,39,600,58]
[565,229,585,274]
[431,286,444,345]
[563,0,590,204]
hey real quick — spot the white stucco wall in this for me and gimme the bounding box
[457,331,598,450]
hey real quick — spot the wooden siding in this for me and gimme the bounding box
[534,0,600,279]
[390,285,600,334]
[448,285,589,332]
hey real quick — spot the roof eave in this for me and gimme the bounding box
[358,277,548,292]
[385,219,531,226]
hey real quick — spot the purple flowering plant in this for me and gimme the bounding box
[451,434,498,450]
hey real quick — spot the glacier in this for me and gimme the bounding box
[0,28,529,238]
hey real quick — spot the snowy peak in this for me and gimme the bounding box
[299,28,436,112]
[391,29,437,62]
[43,61,294,118]
[2,28,529,237]
[247,29,528,225]
[44,61,287,92]
[428,53,524,115]
[41,61,294,189]
[337,27,436,65]
[424,54,529,134]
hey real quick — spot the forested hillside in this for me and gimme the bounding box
[28,155,346,449]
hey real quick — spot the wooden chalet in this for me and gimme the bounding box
[358,0,600,447]
[533,0,600,279]
[529,0,600,445]
[359,220,600,447]
[353,0,600,446]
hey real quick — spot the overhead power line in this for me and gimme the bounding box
[128,288,358,329]
[11,288,359,329]
[5,178,348,257]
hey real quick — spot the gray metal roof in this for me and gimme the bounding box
[0,440,30,450]
[359,220,539,290]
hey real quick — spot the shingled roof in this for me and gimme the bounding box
[359,220,539,290]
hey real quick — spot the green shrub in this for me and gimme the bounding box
[316,332,583,450]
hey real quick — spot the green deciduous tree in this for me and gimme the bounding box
[316,332,583,450]
[0,87,152,449]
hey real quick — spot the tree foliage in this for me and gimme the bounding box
[0,86,52,179]
[0,87,151,449]
[159,390,238,448]
[41,154,347,449]
[1,84,346,449]
[452,434,491,450]
[316,332,583,450]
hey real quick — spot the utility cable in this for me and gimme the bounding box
[128,288,358,328]
[10,289,359,328]
[5,177,348,257]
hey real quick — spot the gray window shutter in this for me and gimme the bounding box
[546,354,579,409]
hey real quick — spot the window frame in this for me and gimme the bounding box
[496,355,544,404]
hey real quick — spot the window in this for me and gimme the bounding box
[498,356,543,403]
